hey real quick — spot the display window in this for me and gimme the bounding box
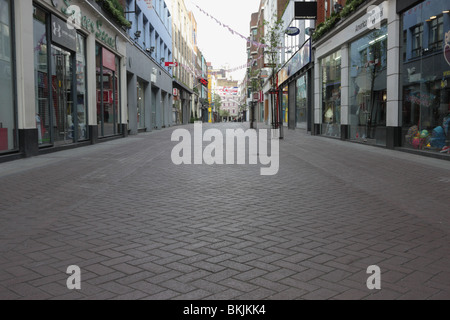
[321,51,341,137]
[0,0,16,152]
[33,6,88,146]
[96,44,121,137]
[137,79,145,129]
[296,75,308,129]
[401,0,450,154]
[349,25,388,146]
[282,87,288,126]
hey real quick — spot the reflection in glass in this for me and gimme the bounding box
[401,0,450,154]
[33,6,50,145]
[321,51,341,137]
[51,45,73,145]
[349,25,387,146]
[0,0,15,152]
[96,45,121,137]
[137,80,145,129]
[296,75,307,129]
[282,88,288,126]
[76,34,88,140]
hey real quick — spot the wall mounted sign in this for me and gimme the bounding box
[61,0,118,50]
[286,27,300,36]
[165,62,179,67]
[102,48,116,71]
[51,15,77,51]
[294,1,318,20]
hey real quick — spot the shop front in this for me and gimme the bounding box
[31,0,127,149]
[0,0,16,155]
[277,39,312,132]
[320,50,342,138]
[314,1,394,146]
[400,0,450,155]
[349,25,388,146]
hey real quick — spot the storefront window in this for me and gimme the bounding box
[96,44,121,137]
[349,25,388,146]
[76,34,88,141]
[296,75,307,129]
[33,6,50,145]
[401,0,450,154]
[0,0,15,152]
[321,51,341,137]
[282,88,288,126]
[137,80,145,129]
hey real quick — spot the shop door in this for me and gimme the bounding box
[51,45,75,145]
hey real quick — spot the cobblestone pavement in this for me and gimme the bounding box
[0,123,449,300]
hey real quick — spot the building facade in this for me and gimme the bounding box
[313,0,449,157]
[125,0,173,134]
[0,0,131,163]
[171,0,194,125]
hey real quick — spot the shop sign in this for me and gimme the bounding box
[285,27,300,36]
[165,62,179,67]
[294,1,318,20]
[103,48,116,71]
[60,0,118,50]
[51,15,77,51]
[354,2,388,35]
[253,91,263,102]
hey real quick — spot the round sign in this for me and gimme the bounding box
[285,27,300,36]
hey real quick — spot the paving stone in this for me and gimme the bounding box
[0,123,449,300]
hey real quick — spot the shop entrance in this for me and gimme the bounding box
[51,45,75,145]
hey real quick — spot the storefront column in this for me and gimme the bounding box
[386,0,402,149]
[340,44,350,140]
[86,34,98,144]
[15,0,38,156]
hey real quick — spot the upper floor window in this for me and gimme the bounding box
[411,24,423,58]
[428,15,443,52]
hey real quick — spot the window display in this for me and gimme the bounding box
[321,51,341,137]
[401,0,450,154]
[296,75,307,129]
[349,25,388,146]
[96,45,121,137]
[0,0,15,152]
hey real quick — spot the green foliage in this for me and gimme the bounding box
[312,0,367,42]
[96,0,132,28]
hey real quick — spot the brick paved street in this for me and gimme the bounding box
[0,123,449,300]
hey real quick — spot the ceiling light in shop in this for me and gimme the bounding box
[430,16,437,20]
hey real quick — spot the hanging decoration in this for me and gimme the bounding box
[192,2,302,51]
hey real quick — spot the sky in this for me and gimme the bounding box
[184,0,262,83]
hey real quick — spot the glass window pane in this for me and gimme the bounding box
[349,25,388,146]
[0,0,15,152]
[34,5,50,145]
[76,33,88,140]
[401,0,450,154]
[321,51,341,137]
